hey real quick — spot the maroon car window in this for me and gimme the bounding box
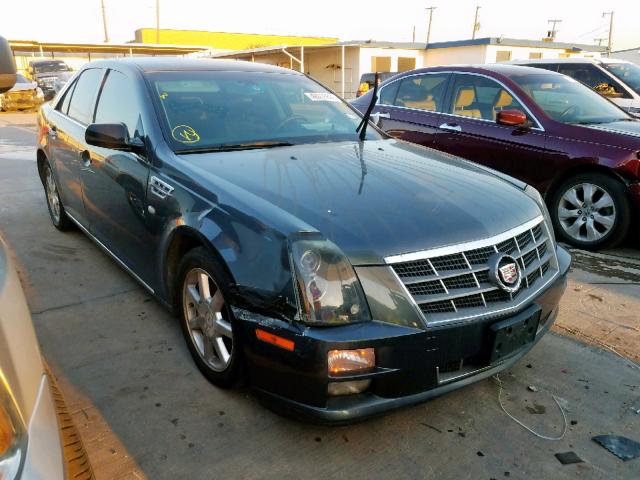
[379,80,400,106]
[394,74,448,112]
[66,68,104,125]
[448,74,529,122]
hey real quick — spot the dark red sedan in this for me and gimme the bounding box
[352,65,640,250]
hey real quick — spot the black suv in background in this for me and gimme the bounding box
[27,60,73,100]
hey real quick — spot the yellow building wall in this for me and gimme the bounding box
[135,29,337,50]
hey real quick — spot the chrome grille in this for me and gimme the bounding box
[387,217,559,325]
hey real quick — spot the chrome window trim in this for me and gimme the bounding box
[66,212,155,294]
[377,70,545,132]
[385,216,560,327]
[384,215,544,264]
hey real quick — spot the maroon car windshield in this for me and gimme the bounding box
[511,73,632,125]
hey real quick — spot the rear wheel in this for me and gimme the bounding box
[176,247,244,388]
[43,162,73,231]
[550,172,630,250]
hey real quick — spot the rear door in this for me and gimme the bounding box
[434,72,548,183]
[374,72,451,147]
[49,68,104,225]
[81,68,155,283]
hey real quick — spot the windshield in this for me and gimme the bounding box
[601,62,640,94]
[33,62,70,73]
[511,72,631,124]
[147,70,380,152]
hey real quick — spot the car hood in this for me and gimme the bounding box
[35,71,72,81]
[185,140,541,265]
[583,119,640,139]
[7,82,37,93]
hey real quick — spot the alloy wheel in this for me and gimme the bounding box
[45,166,61,223]
[557,182,616,243]
[182,268,233,372]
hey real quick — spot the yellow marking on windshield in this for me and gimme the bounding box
[171,125,200,144]
[160,92,168,100]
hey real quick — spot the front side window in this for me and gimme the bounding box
[601,62,640,95]
[557,64,628,98]
[448,74,529,121]
[94,70,143,139]
[146,71,380,152]
[394,74,449,112]
[67,69,104,125]
[511,72,631,125]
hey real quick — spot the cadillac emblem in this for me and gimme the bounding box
[488,254,522,293]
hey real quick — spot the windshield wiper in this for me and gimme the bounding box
[356,72,380,142]
[177,141,294,154]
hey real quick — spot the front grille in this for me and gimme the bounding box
[388,218,558,325]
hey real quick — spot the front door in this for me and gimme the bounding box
[80,69,155,284]
[374,72,451,147]
[434,73,548,185]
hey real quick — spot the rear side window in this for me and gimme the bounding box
[379,80,400,105]
[94,70,143,139]
[67,68,104,125]
[394,73,449,112]
[557,64,629,98]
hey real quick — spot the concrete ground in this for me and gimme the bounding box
[1,112,639,479]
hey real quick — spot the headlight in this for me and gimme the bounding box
[524,185,555,244]
[290,237,371,325]
[0,372,27,480]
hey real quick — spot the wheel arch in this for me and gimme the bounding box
[543,163,628,207]
[36,148,48,184]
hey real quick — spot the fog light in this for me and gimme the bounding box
[328,348,375,374]
[328,379,371,396]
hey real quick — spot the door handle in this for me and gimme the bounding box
[80,150,91,168]
[439,123,462,132]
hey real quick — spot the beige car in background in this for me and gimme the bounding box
[0,236,65,479]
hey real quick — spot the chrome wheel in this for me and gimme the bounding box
[182,268,233,372]
[45,166,61,223]
[558,182,616,243]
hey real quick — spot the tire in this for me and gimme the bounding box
[43,161,73,231]
[175,247,244,388]
[550,172,630,250]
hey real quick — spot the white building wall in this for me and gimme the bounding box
[304,47,359,98]
[486,44,602,62]
[424,45,487,66]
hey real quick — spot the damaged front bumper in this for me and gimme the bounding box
[235,246,571,424]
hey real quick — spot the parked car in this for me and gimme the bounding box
[37,58,570,423]
[508,58,640,116]
[356,72,396,97]
[352,64,640,250]
[0,236,65,479]
[0,74,44,111]
[27,60,73,101]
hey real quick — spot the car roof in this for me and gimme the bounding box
[399,63,564,79]
[82,57,300,75]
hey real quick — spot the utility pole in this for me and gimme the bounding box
[472,6,481,39]
[100,0,109,43]
[602,11,614,54]
[547,19,562,40]
[426,6,436,46]
[156,0,161,44]
[594,37,607,47]
[412,25,416,43]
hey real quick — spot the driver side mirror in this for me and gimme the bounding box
[497,109,528,127]
[85,123,144,152]
[0,36,17,94]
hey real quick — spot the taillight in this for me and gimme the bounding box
[0,372,27,480]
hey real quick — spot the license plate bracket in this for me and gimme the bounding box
[488,306,541,364]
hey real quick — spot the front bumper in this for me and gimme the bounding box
[237,245,571,424]
[19,375,64,480]
[1,95,43,111]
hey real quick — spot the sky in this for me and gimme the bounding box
[1,0,639,51]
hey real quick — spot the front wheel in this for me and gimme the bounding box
[550,173,630,250]
[176,247,244,388]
